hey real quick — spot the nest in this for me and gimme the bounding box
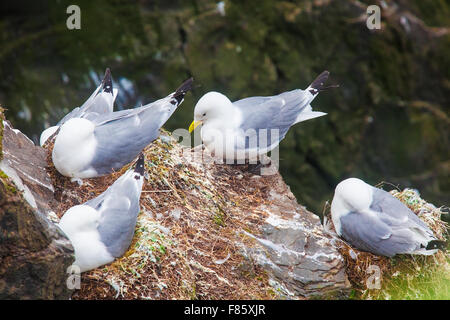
[44,132,449,299]
[44,131,281,300]
[323,185,449,300]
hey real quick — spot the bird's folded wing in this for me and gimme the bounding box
[369,188,431,232]
[57,84,103,125]
[340,211,393,255]
[97,194,139,258]
[235,90,309,131]
[88,103,168,175]
[233,90,310,147]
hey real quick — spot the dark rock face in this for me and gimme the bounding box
[1,120,55,213]
[0,118,74,300]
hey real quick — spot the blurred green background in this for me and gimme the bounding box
[0,0,448,218]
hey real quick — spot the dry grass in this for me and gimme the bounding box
[44,132,449,300]
[45,131,282,300]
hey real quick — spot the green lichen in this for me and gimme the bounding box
[0,169,17,194]
[213,211,225,227]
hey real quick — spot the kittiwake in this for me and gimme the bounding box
[40,68,118,146]
[331,178,446,257]
[58,153,145,272]
[52,77,193,179]
[189,71,334,163]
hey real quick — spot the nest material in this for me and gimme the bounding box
[44,133,449,300]
[323,186,449,300]
[45,131,281,300]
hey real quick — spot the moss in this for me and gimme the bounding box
[213,211,225,227]
[360,254,450,300]
[0,170,17,194]
[408,0,450,26]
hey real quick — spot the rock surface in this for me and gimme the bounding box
[44,136,350,300]
[238,175,349,297]
[0,116,74,299]
[0,115,350,299]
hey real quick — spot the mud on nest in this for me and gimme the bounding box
[44,130,283,300]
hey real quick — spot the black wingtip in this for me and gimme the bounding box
[173,77,194,104]
[426,240,447,251]
[134,153,145,176]
[308,70,339,95]
[102,67,113,94]
[309,70,329,93]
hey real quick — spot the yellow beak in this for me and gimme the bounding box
[189,120,202,133]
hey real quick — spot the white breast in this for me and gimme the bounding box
[52,118,98,178]
[58,205,114,272]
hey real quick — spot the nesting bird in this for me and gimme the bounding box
[52,77,193,179]
[40,68,118,146]
[189,71,333,163]
[331,178,446,257]
[58,153,145,272]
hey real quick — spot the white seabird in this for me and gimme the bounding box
[39,68,118,146]
[188,71,334,163]
[58,153,145,272]
[52,77,193,179]
[331,178,446,257]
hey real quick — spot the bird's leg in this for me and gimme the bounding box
[70,177,84,186]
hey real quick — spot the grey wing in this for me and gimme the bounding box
[84,184,114,210]
[78,94,113,118]
[97,178,141,257]
[78,88,117,118]
[88,99,176,175]
[83,171,129,210]
[57,84,103,125]
[370,188,433,235]
[340,212,393,256]
[57,85,114,125]
[57,106,83,125]
[233,96,272,108]
[340,212,419,257]
[235,90,311,148]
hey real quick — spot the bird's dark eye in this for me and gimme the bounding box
[202,113,206,116]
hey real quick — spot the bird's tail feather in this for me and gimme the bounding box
[295,111,327,124]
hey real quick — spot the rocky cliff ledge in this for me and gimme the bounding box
[0,114,73,299]
[0,112,350,299]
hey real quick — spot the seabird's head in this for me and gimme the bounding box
[333,178,373,212]
[331,178,373,234]
[189,91,233,133]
